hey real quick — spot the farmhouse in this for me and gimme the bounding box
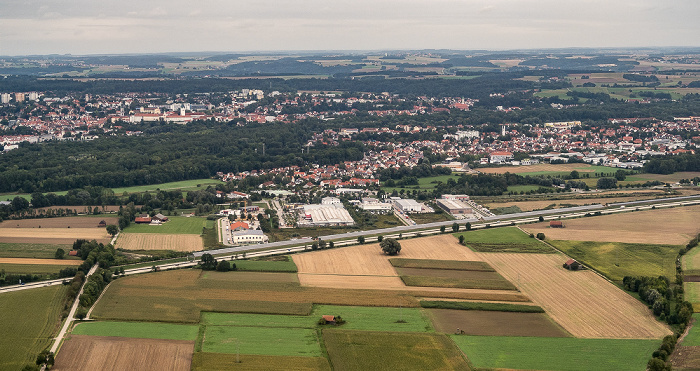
[550,221,563,228]
[98,220,107,227]
[153,214,169,222]
[320,315,336,324]
[134,216,152,224]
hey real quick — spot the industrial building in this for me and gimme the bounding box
[299,204,355,227]
[390,198,423,213]
[359,198,393,214]
[436,198,474,215]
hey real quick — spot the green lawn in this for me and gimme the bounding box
[202,326,322,357]
[71,321,199,340]
[0,285,67,371]
[110,178,224,194]
[549,240,679,282]
[121,216,206,234]
[454,226,554,253]
[451,335,659,371]
[323,330,469,371]
[0,243,73,259]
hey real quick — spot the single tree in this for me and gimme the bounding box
[452,222,459,232]
[380,238,402,255]
[538,216,544,222]
[458,235,465,244]
[357,236,365,244]
[465,222,471,231]
[318,239,327,249]
[106,224,119,237]
[311,241,319,250]
[55,248,65,260]
[200,253,217,270]
[216,260,231,272]
[536,233,546,240]
[328,241,335,249]
[377,235,384,243]
[440,225,446,233]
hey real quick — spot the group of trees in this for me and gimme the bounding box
[199,253,237,272]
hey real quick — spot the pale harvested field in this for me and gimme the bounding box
[53,335,194,371]
[486,194,667,212]
[0,216,118,228]
[292,234,481,276]
[479,163,602,174]
[0,258,82,265]
[523,205,700,244]
[117,233,203,252]
[0,228,110,244]
[479,252,672,339]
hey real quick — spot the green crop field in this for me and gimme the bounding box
[400,273,516,291]
[121,216,207,234]
[0,243,73,259]
[507,185,551,193]
[323,330,469,371]
[389,258,495,271]
[110,178,224,194]
[420,300,544,313]
[0,263,76,275]
[549,240,679,282]
[71,321,199,340]
[454,226,554,253]
[233,258,298,272]
[683,246,700,275]
[0,285,67,371]
[202,312,314,329]
[451,335,659,371]
[202,326,322,357]
[191,353,331,371]
[681,314,700,346]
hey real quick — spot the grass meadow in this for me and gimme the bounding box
[0,263,76,275]
[0,242,73,259]
[451,335,659,371]
[454,226,554,253]
[202,326,322,357]
[549,240,679,282]
[71,321,199,340]
[0,285,67,371]
[191,353,331,371]
[122,216,207,234]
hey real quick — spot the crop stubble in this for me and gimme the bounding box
[479,252,672,339]
[117,233,203,251]
[0,228,110,244]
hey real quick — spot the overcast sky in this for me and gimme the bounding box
[0,0,698,55]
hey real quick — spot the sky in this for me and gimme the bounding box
[0,0,698,55]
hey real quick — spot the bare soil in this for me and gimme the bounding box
[52,335,194,371]
[670,346,700,370]
[428,308,570,337]
[117,233,203,252]
[522,205,700,245]
[478,252,672,339]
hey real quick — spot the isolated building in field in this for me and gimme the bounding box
[550,221,563,228]
[563,258,581,270]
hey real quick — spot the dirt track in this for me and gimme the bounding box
[53,335,194,371]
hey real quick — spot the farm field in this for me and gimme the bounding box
[389,258,493,271]
[671,314,700,370]
[191,353,331,371]
[685,283,700,311]
[109,178,224,194]
[428,309,570,337]
[71,321,199,340]
[483,191,668,212]
[0,227,111,244]
[397,267,517,290]
[454,226,554,253]
[683,246,700,275]
[451,335,660,371]
[121,216,206,234]
[550,240,679,282]
[0,285,67,371]
[116,233,203,252]
[323,330,469,371]
[0,216,118,228]
[0,242,74,259]
[0,257,81,265]
[479,252,672,338]
[52,335,194,371]
[523,205,700,244]
[479,163,619,176]
[0,262,77,275]
[232,256,298,272]
[202,326,322,357]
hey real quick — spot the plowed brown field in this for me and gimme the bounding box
[52,335,194,371]
[117,233,203,251]
[479,252,672,339]
[0,228,110,244]
[523,205,700,244]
